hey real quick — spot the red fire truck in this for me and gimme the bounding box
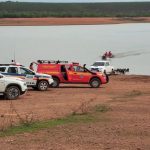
[35,60,109,88]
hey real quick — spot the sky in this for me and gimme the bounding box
[0,0,150,2]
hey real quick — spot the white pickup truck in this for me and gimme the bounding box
[90,61,114,74]
[0,73,27,100]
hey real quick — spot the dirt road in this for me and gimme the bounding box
[0,17,150,26]
[0,75,150,149]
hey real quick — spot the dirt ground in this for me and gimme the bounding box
[0,75,150,150]
[0,17,150,26]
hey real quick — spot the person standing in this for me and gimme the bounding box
[29,62,34,71]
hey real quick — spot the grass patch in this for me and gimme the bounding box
[94,104,110,113]
[124,90,142,97]
[110,90,143,103]
[0,104,110,137]
[0,115,93,137]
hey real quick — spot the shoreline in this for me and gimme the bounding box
[0,17,150,26]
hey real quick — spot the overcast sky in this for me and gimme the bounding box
[1,0,150,2]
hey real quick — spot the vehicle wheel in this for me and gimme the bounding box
[51,77,60,88]
[5,86,20,100]
[37,80,48,91]
[90,78,101,88]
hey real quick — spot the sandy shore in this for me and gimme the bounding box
[0,17,150,26]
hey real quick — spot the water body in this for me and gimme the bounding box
[0,23,150,75]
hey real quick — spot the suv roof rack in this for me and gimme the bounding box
[37,60,68,64]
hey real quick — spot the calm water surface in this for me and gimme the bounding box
[0,23,150,75]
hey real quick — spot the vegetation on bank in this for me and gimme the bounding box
[0,1,150,18]
[0,104,110,137]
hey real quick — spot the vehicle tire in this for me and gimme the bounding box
[51,77,60,88]
[90,78,101,88]
[5,86,20,100]
[37,80,48,91]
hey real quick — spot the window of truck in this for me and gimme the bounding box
[0,67,6,72]
[8,67,18,74]
[93,62,104,66]
[73,66,85,72]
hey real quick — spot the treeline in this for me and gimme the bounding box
[0,1,150,18]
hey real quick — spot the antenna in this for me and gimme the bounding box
[11,50,16,64]
[14,49,16,63]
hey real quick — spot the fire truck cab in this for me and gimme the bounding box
[36,60,109,88]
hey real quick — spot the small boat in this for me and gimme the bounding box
[102,54,114,60]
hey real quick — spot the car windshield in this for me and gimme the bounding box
[93,62,105,66]
[20,67,35,75]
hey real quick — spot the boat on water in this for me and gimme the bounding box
[102,51,114,60]
[102,55,114,60]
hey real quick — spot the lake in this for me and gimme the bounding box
[0,23,150,75]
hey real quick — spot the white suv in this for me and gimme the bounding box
[0,64,54,91]
[0,73,27,100]
[90,61,114,74]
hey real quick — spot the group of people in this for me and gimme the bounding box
[102,51,113,60]
[104,51,113,58]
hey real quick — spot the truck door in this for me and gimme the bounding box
[20,67,36,86]
[69,66,90,83]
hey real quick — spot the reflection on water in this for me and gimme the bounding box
[0,23,150,75]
